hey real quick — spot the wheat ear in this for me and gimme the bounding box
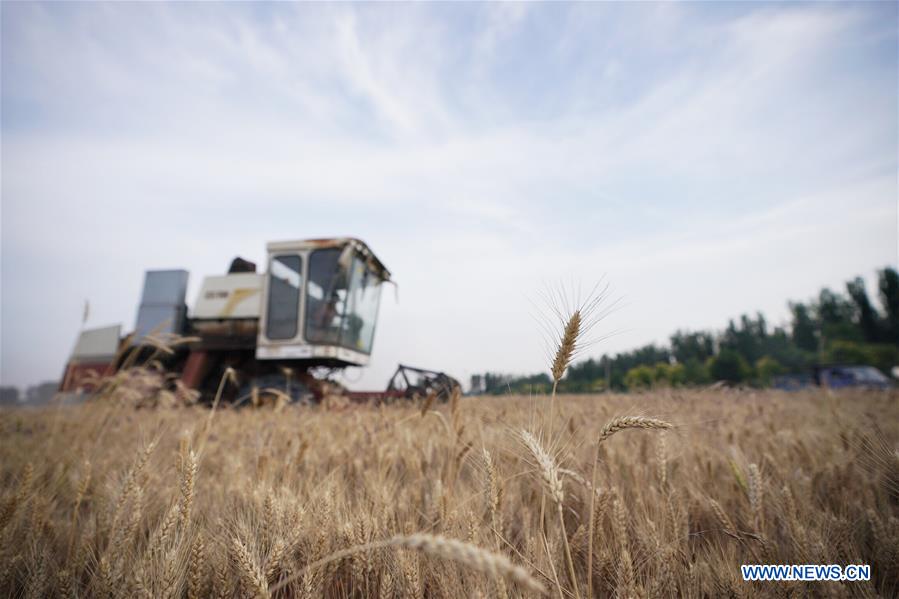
[188,533,206,599]
[559,468,601,496]
[708,498,739,539]
[613,497,634,597]
[270,533,546,595]
[67,460,91,561]
[483,449,502,543]
[597,416,673,446]
[551,311,581,384]
[519,431,564,506]
[748,463,763,532]
[179,450,197,527]
[232,535,271,599]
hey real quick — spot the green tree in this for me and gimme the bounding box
[653,362,672,386]
[720,313,769,365]
[707,349,752,384]
[823,341,899,373]
[564,357,603,387]
[823,341,871,366]
[670,330,714,363]
[755,356,785,386]
[846,277,883,343]
[590,377,609,392]
[682,358,710,385]
[559,267,894,393]
[816,288,860,343]
[760,326,810,372]
[878,267,899,343]
[865,344,899,373]
[649,361,685,387]
[624,365,654,390]
[483,372,553,394]
[790,302,818,352]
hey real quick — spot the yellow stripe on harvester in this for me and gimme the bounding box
[220,288,260,317]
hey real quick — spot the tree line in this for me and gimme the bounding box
[480,267,898,393]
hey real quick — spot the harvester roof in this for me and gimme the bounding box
[265,237,391,282]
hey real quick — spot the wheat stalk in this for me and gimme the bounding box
[587,416,672,599]
[199,367,237,455]
[517,431,579,598]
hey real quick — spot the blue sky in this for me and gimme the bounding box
[1,2,896,391]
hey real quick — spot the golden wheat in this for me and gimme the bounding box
[551,311,581,385]
[0,386,895,597]
[275,533,546,596]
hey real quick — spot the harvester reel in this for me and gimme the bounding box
[387,364,461,402]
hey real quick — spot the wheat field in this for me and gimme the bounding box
[1,384,897,598]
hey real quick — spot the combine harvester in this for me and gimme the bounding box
[60,237,459,404]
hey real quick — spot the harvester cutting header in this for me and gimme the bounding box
[60,237,459,403]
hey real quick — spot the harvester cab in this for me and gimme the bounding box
[254,238,390,366]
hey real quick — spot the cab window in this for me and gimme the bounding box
[265,255,302,340]
[340,257,383,353]
[305,248,348,344]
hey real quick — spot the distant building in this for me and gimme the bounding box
[469,374,484,395]
[774,365,892,391]
[813,365,891,390]
[25,382,60,406]
[0,386,20,406]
